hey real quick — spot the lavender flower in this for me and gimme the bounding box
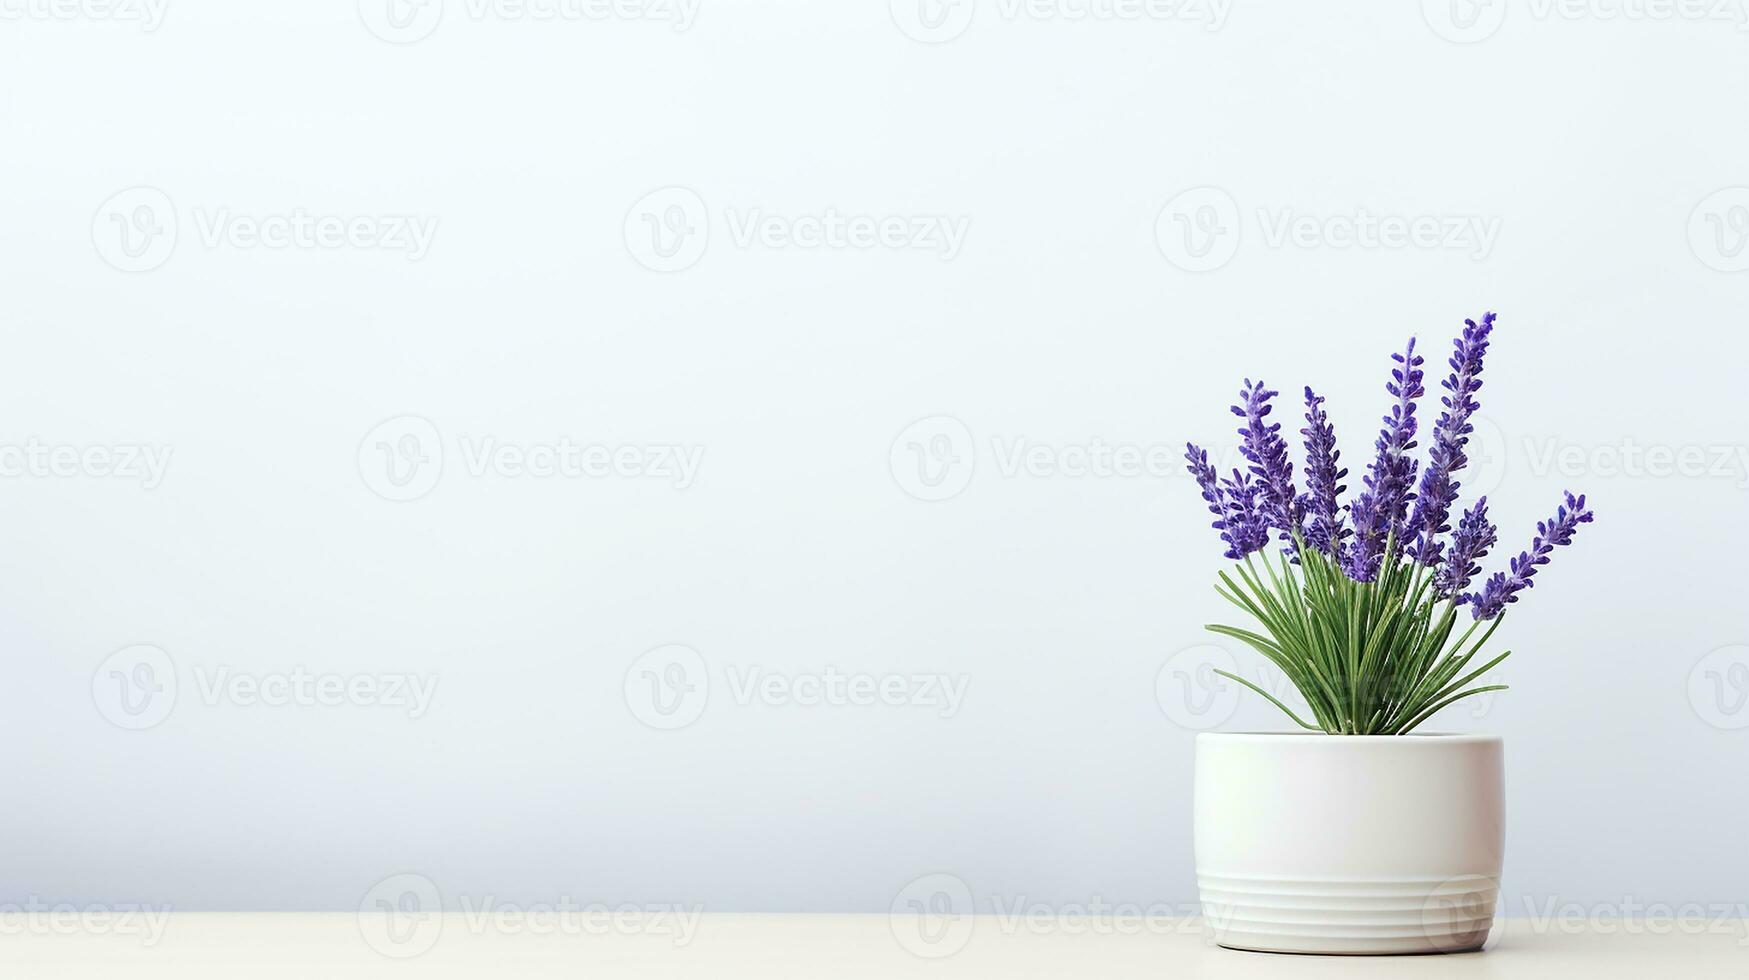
[1299,386,1349,559]
[1185,444,1269,559]
[1344,338,1425,581]
[1219,469,1271,559]
[1184,442,1227,544]
[1467,492,1594,620]
[1233,380,1299,545]
[1435,496,1496,599]
[1409,313,1494,564]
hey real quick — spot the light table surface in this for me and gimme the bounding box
[3,913,1744,977]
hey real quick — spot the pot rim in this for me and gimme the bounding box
[1197,731,1501,744]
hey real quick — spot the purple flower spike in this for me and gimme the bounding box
[1184,443,1228,549]
[1219,469,1271,560]
[1436,496,1496,599]
[1468,492,1595,620]
[1344,338,1426,581]
[1233,380,1299,545]
[1410,313,1494,565]
[1300,386,1349,559]
[1186,443,1266,560]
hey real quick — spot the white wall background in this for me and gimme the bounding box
[3,0,1746,917]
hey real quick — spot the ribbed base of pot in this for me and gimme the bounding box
[1213,935,1485,956]
[1198,873,1498,956]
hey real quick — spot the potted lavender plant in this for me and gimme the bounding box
[1183,314,1594,955]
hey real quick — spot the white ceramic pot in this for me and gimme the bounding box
[1194,732,1504,955]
